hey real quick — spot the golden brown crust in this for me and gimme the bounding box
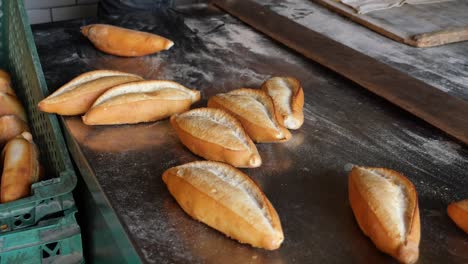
[1,132,40,203]
[0,92,27,121]
[261,77,304,130]
[38,70,142,115]
[81,24,174,57]
[0,85,16,97]
[0,69,13,95]
[82,80,200,125]
[0,115,30,147]
[447,199,468,233]
[349,166,420,264]
[170,108,261,168]
[208,88,291,143]
[162,161,283,250]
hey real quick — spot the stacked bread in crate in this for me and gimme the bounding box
[0,69,41,203]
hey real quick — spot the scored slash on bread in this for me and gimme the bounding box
[81,24,174,57]
[82,80,201,125]
[261,77,304,130]
[447,199,468,233]
[38,70,143,115]
[162,161,284,250]
[208,88,291,143]
[170,108,261,168]
[0,115,30,147]
[348,166,420,264]
[0,92,27,121]
[1,132,41,203]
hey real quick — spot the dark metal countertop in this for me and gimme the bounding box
[32,4,467,264]
[263,0,468,101]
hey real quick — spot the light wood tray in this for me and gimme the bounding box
[313,0,468,47]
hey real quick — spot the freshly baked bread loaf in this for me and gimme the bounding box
[1,132,40,203]
[261,77,304,130]
[0,85,16,97]
[38,70,142,115]
[208,88,291,143]
[447,199,468,233]
[81,24,174,57]
[0,69,15,96]
[170,108,261,168]
[0,115,30,147]
[349,166,420,264]
[83,80,200,125]
[0,92,27,121]
[162,161,283,250]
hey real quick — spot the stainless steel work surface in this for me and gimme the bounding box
[32,5,467,264]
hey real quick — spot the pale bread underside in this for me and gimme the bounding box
[264,77,293,117]
[173,108,251,151]
[172,161,276,233]
[48,70,141,98]
[353,167,413,242]
[93,80,199,106]
[263,77,303,128]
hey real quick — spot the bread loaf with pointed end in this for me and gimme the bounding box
[0,115,30,147]
[447,199,468,233]
[0,92,27,121]
[1,132,40,203]
[81,24,174,57]
[208,88,291,143]
[0,85,15,97]
[38,70,142,115]
[261,77,304,130]
[83,80,200,125]
[349,166,420,264]
[0,69,15,96]
[170,108,261,168]
[162,161,283,250]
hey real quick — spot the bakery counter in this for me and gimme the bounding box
[32,4,467,264]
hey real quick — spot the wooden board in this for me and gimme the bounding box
[214,0,468,144]
[313,0,468,47]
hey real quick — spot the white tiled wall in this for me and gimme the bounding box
[25,0,99,24]
[25,0,207,25]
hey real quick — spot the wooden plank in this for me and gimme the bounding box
[313,0,468,47]
[213,0,468,144]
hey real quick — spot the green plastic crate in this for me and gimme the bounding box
[0,0,77,232]
[0,209,83,264]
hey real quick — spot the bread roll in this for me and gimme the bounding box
[0,69,16,96]
[1,132,40,203]
[38,70,142,115]
[261,77,304,130]
[0,69,15,96]
[162,161,283,250]
[83,80,200,125]
[349,166,420,264]
[447,199,468,233]
[0,115,30,147]
[208,88,291,143]
[0,92,27,121]
[81,24,174,57]
[0,85,16,97]
[170,108,261,168]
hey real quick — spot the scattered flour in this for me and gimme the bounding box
[403,129,463,165]
[185,16,297,64]
[260,0,468,99]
